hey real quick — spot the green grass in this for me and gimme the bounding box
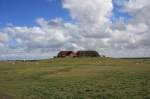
[0,57,150,99]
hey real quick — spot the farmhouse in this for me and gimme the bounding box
[57,51,75,58]
[76,51,100,57]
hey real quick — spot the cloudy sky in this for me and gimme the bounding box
[0,0,150,60]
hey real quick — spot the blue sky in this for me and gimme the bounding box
[0,0,129,27]
[112,0,132,23]
[0,0,71,27]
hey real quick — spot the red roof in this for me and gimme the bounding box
[57,51,75,57]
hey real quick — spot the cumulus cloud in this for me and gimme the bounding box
[104,0,150,57]
[2,19,68,51]
[63,0,112,25]
[63,0,112,38]
[0,33,9,43]
[124,0,150,11]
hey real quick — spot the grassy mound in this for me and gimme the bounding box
[0,57,150,99]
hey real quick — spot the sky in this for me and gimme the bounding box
[0,0,150,60]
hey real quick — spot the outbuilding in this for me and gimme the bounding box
[57,51,75,58]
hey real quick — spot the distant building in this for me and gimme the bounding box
[57,50,100,58]
[57,51,76,58]
[76,50,100,57]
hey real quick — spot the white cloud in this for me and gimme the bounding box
[63,0,112,24]
[63,0,113,38]
[0,33,9,43]
[2,19,68,51]
[127,23,148,34]
[124,0,150,11]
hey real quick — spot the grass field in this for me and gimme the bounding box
[0,57,150,99]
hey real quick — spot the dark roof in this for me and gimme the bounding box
[76,50,100,57]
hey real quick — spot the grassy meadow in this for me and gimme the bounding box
[0,57,150,99]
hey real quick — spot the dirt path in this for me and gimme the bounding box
[0,92,13,99]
